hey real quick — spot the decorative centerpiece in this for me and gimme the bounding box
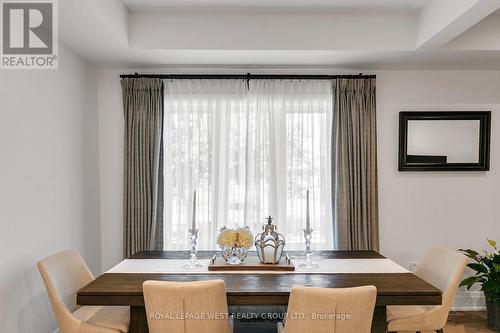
[217,226,253,265]
[255,216,286,264]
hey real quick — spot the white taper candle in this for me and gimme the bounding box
[306,190,310,232]
[192,190,197,231]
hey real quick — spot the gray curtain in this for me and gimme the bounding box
[332,78,379,251]
[121,78,164,258]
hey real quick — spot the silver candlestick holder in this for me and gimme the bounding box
[183,229,203,269]
[299,229,318,269]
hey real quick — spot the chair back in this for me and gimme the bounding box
[283,285,377,333]
[143,280,231,333]
[415,245,468,326]
[37,250,95,332]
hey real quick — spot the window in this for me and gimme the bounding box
[163,79,333,250]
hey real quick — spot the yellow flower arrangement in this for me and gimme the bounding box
[235,227,254,249]
[217,226,254,250]
[217,228,236,248]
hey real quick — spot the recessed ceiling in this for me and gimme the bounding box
[122,0,429,12]
[59,0,500,69]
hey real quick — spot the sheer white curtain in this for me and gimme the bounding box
[250,80,333,249]
[163,79,248,250]
[163,79,333,250]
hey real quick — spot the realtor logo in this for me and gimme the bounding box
[1,0,58,69]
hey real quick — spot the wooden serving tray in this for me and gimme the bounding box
[208,254,295,271]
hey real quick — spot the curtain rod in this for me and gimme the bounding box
[119,73,376,80]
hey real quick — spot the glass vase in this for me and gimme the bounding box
[222,245,248,265]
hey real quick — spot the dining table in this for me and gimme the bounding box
[77,250,442,333]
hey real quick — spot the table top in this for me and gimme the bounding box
[77,250,442,307]
[129,250,386,260]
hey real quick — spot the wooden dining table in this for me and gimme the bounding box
[77,250,442,333]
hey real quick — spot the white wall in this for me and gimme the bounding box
[378,71,500,263]
[97,70,124,270]
[377,70,500,309]
[0,45,100,333]
[96,69,500,309]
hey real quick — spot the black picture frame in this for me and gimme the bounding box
[399,111,491,171]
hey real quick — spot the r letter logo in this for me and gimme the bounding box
[1,0,58,69]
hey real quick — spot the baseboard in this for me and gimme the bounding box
[451,291,486,311]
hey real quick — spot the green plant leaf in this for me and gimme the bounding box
[459,243,500,300]
[467,263,488,274]
[459,249,480,260]
[460,276,480,289]
[484,258,496,271]
[483,280,497,292]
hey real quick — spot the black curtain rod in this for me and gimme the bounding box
[119,73,376,80]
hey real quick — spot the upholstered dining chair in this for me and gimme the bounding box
[37,250,130,333]
[143,280,233,333]
[387,246,468,333]
[277,285,377,333]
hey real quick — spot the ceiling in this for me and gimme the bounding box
[59,0,500,69]
[122,0,430,12]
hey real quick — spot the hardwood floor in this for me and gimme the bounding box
[422,312,495,333]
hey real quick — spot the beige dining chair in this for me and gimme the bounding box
[387,246,468,333]
[37,250,130,333]
[277,285,377,333]
[143,280,233,333]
